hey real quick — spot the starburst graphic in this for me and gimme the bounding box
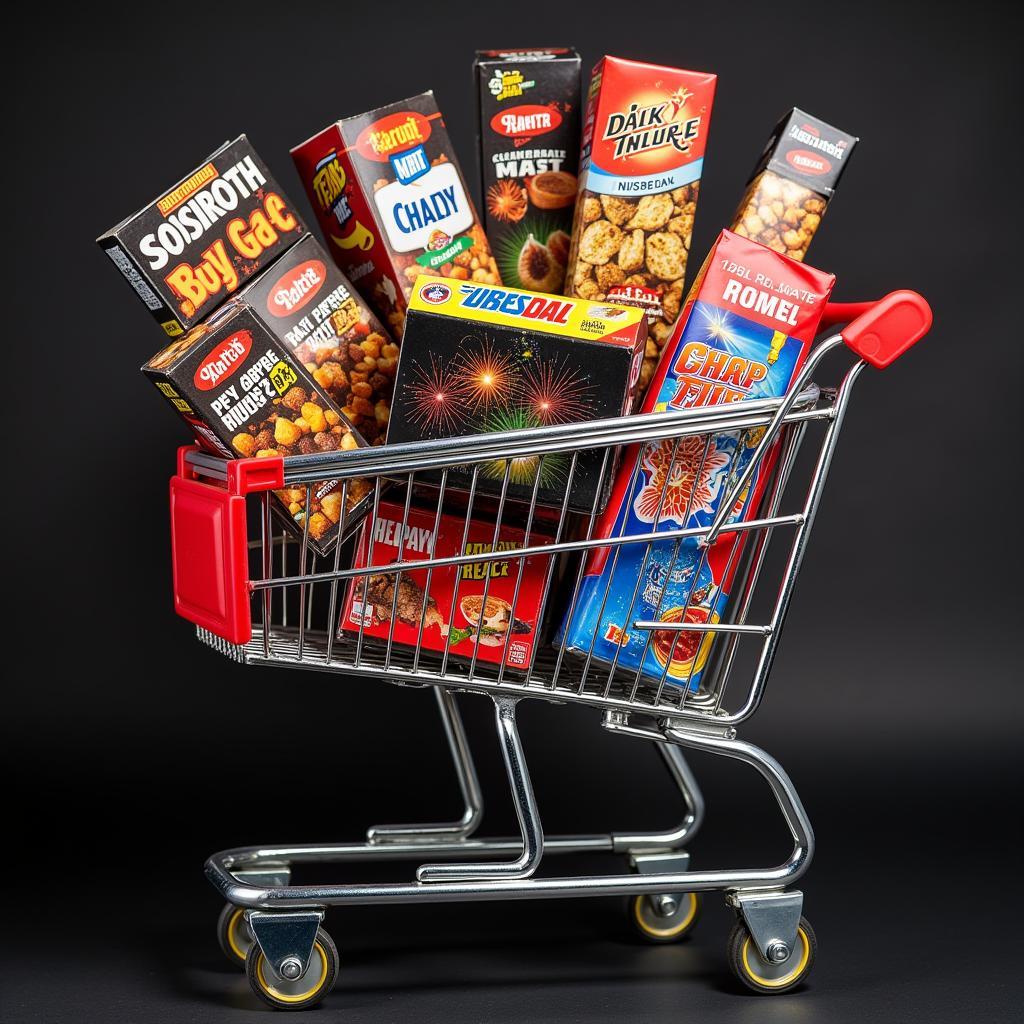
[480,406,568,488]
[405,355,469,433]
[518,357,594,425]
[698,305,738,347]
[454,339,516,412]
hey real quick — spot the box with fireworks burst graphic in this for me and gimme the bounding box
[387,277,648,514]
[556,230,835,690]
[340,499,555,671]
[474,48,581,294]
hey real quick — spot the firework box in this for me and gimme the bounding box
[564,56,717,397]
[142,300,366,558]
[340,500,554,671]
[474,48,581,293]
[291,92,500,339]
[98,136,306,337]
[557,230,835,689]
[386,277,648,514]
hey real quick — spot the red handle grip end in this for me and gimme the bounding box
[841,290,932,369]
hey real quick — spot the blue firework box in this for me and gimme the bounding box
[559,230,836,689]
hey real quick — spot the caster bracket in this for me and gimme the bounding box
[731,890,803,963]
[248,910,324,979]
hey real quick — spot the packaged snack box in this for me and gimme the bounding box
[99,136,305,336]
[732,108,858,261]
[558,230,835,690]
[387,277,648,514]
[142,301,365,557]
[474,48,581,293]
[292,93,500,338]
[239,234,397,446]
[341,500,554,670]
[564,56,717,396]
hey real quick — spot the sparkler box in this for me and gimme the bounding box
[340,499,554,671]
[386,277,648,514]
[557,230,835,690]
[98,136,306,337]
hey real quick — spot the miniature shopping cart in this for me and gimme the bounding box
[173,292,930,1009]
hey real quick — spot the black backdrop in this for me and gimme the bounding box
[7,3,1022,1022]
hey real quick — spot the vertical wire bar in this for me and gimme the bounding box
[602,437,683,697]
[261,493,272,660]
[549,448,609,690]
[467,461,513,683]
[439,466,480,678]
[325,479,350,666]
[384,473,416,671]
[496,455,545,684]
[413,470,449,673]
[306,554,318,632]
[354,479,384,669]
[628,435,713,702]
[280,529,289,628]
[297,485,312,661]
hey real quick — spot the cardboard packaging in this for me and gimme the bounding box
[142,301,365,556]
[564,56,717,395]
[386,277,648,513]
[341,500,554,670]
[98,136,305,336]
[732,108,858,261]
[473,48,581,293]
[558,230,836,690]
[292,93,500,338]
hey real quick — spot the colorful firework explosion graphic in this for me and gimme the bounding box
[517,355,595,425]
[452,339,516,413]
[481,405,569,489]
[405,354,470,433]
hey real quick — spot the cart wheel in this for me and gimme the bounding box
[727,915,816,994]
[629,891,701,943]
[246,927,338,1011]
[217,903,254,968]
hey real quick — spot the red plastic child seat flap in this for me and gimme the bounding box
[169,475,252,645]
[841,290,932,369]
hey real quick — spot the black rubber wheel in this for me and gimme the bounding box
[246,927,338,1011]
[629,891,702,943]
[216,903,254,968]
[726,915,817,994]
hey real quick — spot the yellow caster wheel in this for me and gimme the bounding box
[629,891,701,943]
[727,915,816,994]
[216,903,254,968]
[246,927,338,1011]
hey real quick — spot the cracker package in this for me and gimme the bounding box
[292,93,500,338]
[341,500,554,671]
[99,136,305,337]
[731,108,858,261]
[558,230,835,690]
[474,48,581,293]
[564,56,716,396]
[142,301,365,556]
[387,277,648,514]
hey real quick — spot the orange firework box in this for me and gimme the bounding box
[564,56,717,396]
[292,93,501,339]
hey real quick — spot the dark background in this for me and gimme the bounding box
[7,2,1022,1021]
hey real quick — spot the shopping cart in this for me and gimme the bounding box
[173,291,930,1008]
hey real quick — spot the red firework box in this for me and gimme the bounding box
[341,500,554,670]
[558,231,835,689]
[291,93,501,340]
[564,56,717,397]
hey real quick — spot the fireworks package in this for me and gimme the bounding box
[341,500,554,671]
[99,136,305,337]
[564,56,717,396]
[558,230,835,690]
[474,48,581,293]
[386,277,648,514]
[292,92,500,338]
[732,108,858,261]
[142,301,366,557]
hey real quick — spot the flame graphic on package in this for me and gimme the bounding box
[633,437,731,525]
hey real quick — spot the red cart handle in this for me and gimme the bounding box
[821,290,932,369]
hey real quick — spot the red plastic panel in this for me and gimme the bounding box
[227,456,284,495]
[841,290,932,369]
[169,475,252,645]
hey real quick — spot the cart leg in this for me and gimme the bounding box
[416,696,543,883]
[366,687,484,844]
